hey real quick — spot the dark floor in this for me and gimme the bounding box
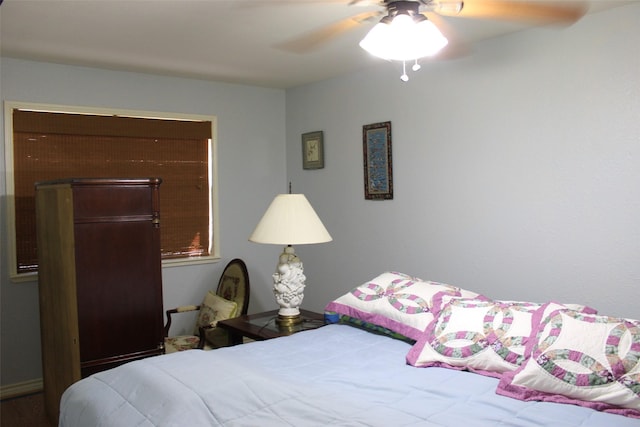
[1,393,53,427]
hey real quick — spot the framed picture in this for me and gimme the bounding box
[362,121,393,200]
[302,131,324,170]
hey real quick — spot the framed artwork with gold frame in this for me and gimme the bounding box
[302,131,324,170]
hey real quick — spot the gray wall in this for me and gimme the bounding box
[285,3,640,320]
[0,58,288,386]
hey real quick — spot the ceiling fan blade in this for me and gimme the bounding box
[423,12,471,59]
[436,0,587,25]
[276,10,381,53]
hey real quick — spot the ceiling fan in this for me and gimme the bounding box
[275,0,588,56]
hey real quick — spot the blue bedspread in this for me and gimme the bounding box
[60,324,640,426]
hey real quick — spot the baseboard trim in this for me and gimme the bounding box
[0,378,43,400]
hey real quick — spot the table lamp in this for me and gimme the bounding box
[249,193,332,327]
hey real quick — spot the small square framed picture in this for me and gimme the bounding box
[302,131,324,170]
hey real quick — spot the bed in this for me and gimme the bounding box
[60,272,640,426]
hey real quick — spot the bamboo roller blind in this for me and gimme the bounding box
[13,110,212,274]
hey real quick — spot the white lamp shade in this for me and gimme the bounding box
[359,14,448,61]
[249,194,332,245]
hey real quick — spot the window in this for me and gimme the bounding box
[5,102,219,280]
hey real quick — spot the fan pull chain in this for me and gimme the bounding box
[400,59,421,82]
[401,60,409,82]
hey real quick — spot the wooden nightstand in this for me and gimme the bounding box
[218,309,325,345]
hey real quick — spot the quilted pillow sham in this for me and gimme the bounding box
[406,300,597,378]
[407,298,544,377]
[324,272,480,341]
[497,309,640,418]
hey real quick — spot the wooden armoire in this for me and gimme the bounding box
[35,178,165,422]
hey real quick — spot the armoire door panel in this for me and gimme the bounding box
[74,220,163,361]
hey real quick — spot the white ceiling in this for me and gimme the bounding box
[0,0,632,89]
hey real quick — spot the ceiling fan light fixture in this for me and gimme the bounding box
[359,5,448,62]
